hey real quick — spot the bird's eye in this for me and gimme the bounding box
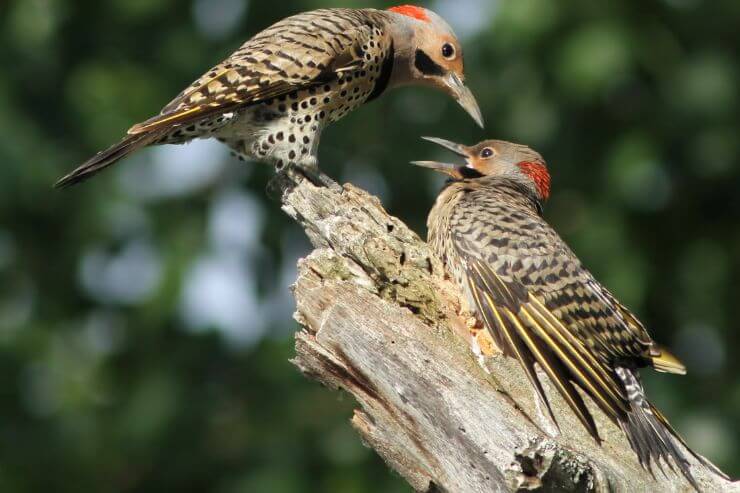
[481,148,494,158]
[441,43,455,59]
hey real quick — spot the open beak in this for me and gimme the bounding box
[411,136,471,178]
[445,73,484,128]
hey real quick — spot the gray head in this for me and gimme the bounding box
[412,137,551,201]
[385,5,483,128]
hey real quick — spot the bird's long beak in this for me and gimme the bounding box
[421,136,469,157]
[445,73,484,128]
[411,137,471,178]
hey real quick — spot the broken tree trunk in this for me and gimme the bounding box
[277,174,737,493]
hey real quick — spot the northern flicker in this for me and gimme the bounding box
[414,137,724,490]
[55,5,482,188]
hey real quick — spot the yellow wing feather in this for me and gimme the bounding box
[467,273,559,427]
[464,258,639,442]
[502,307,600,441]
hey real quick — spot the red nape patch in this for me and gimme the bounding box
[517,161,551,200]
[388,5,430,22]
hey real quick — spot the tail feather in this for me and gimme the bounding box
[615,367,726,491]
[650,344,687,375]
[55,130,165,188]
[621,399,682,476]
[650,405,730,480]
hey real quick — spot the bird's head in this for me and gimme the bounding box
[386,5,483,128]
[412,137,551,202]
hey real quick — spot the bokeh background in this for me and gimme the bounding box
[1,0,738,491]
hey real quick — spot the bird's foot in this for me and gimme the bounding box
[282,163,341,190]
[296,165,340,190]
[267,163,341,199]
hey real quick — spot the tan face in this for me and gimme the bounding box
[464,141,499,175]
[463,140,526,176]
[412,31,465,85]
[410,28,482,127]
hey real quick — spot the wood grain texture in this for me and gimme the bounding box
[277,173,737,492]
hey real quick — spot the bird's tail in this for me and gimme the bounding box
[55,129,166,188]
[615,367,726,491]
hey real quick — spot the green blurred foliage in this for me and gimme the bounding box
[0,0,738,491]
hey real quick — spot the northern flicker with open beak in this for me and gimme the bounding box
[55,5,482,188]
[414,137,725,490]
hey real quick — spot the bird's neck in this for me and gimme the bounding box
[453,178,544,217]
[384,16,418,89]
[483,177,545,216]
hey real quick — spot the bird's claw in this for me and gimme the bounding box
[283,163,341,191]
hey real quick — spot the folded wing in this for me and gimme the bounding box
[463,255,629,442]
[130,9,378,134]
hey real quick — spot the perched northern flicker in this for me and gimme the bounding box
[55,5,482,188]
[414,137,724,490]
